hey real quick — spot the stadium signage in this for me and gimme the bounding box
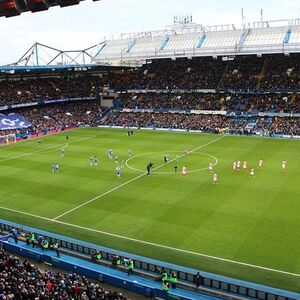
[0,102,37,111]
[125,89,216,93]
[0,106,9,111]
[43,97,96,104]
[121,108,227,115]
[0,97,96,112]
[191,110,227,115]
[11,102,38,109]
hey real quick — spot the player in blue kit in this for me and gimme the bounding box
[108,149,113,159]
[116,166,121,177]
[114,155,119,164]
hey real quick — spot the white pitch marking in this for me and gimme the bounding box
[53,135,226,220]
[0,140,37,151]
[0,135,95,163]
[0,127,80,151]
[126,151,218,174]
[0,205,299,279]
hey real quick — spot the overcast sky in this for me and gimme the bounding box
[0,0,299,64]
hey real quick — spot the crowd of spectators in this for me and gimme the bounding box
[102,112,229,133]
[104,54,300,91]
[103,56,225,90]
[218,55,264,90]
[103,111,300,136]
[0,100,103,135]
[0,76,100,107]
[269,117,300,135]
[0,247,127,299]
[0,53,299,108]
[117,93,225,111]
[0,53,299,138]
[260,54,300,90]
[117,92,300,113]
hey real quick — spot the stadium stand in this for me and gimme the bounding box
[0,247,127,299]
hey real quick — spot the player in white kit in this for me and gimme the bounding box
[232,161,237,171]
[258,159,264,168]
[250,168,255,178]
[281,160,287,172]
[213,173,218,184]
[208,163,213,172]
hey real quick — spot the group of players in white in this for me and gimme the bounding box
[181,156,288,184]
[204,158,287,184]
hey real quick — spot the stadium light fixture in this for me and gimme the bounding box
[57,0,80,7]
[26,0,49,12]
[0,0,21,17]
[0,0,100,17]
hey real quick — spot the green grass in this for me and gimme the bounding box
[0,128,299,292]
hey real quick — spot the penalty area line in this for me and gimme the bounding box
[0,135,96,164]
[0,205,299,278]
[53,135,227,220]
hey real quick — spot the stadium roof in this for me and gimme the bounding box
[93,18,300,64]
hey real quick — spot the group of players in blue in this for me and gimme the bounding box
[51,147,65,173]
[108,148,129,177]
[51,138,132,178]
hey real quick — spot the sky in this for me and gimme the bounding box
[0,0,300,64]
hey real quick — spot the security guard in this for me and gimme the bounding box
[95,250,101,261]
[169,272,178,288]
[42,239,49,251]
[162,280,170,292]
[52,242,60,257]
[127,259,134,276]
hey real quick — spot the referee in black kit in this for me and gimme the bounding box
[147,162,154,175]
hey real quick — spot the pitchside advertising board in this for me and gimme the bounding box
[0,113,32,130]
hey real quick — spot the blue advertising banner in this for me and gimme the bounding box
[0,113,32,130]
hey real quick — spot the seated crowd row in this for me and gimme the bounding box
[1,53,300,106]
[102,112,300,136]
[116,92,300,113]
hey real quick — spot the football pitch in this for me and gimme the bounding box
[0,128,299,292]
